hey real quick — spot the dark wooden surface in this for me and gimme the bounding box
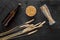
[0,0,60,40]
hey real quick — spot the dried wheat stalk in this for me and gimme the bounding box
[0,21,46,40]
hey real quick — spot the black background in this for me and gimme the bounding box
[0,0,60,40]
